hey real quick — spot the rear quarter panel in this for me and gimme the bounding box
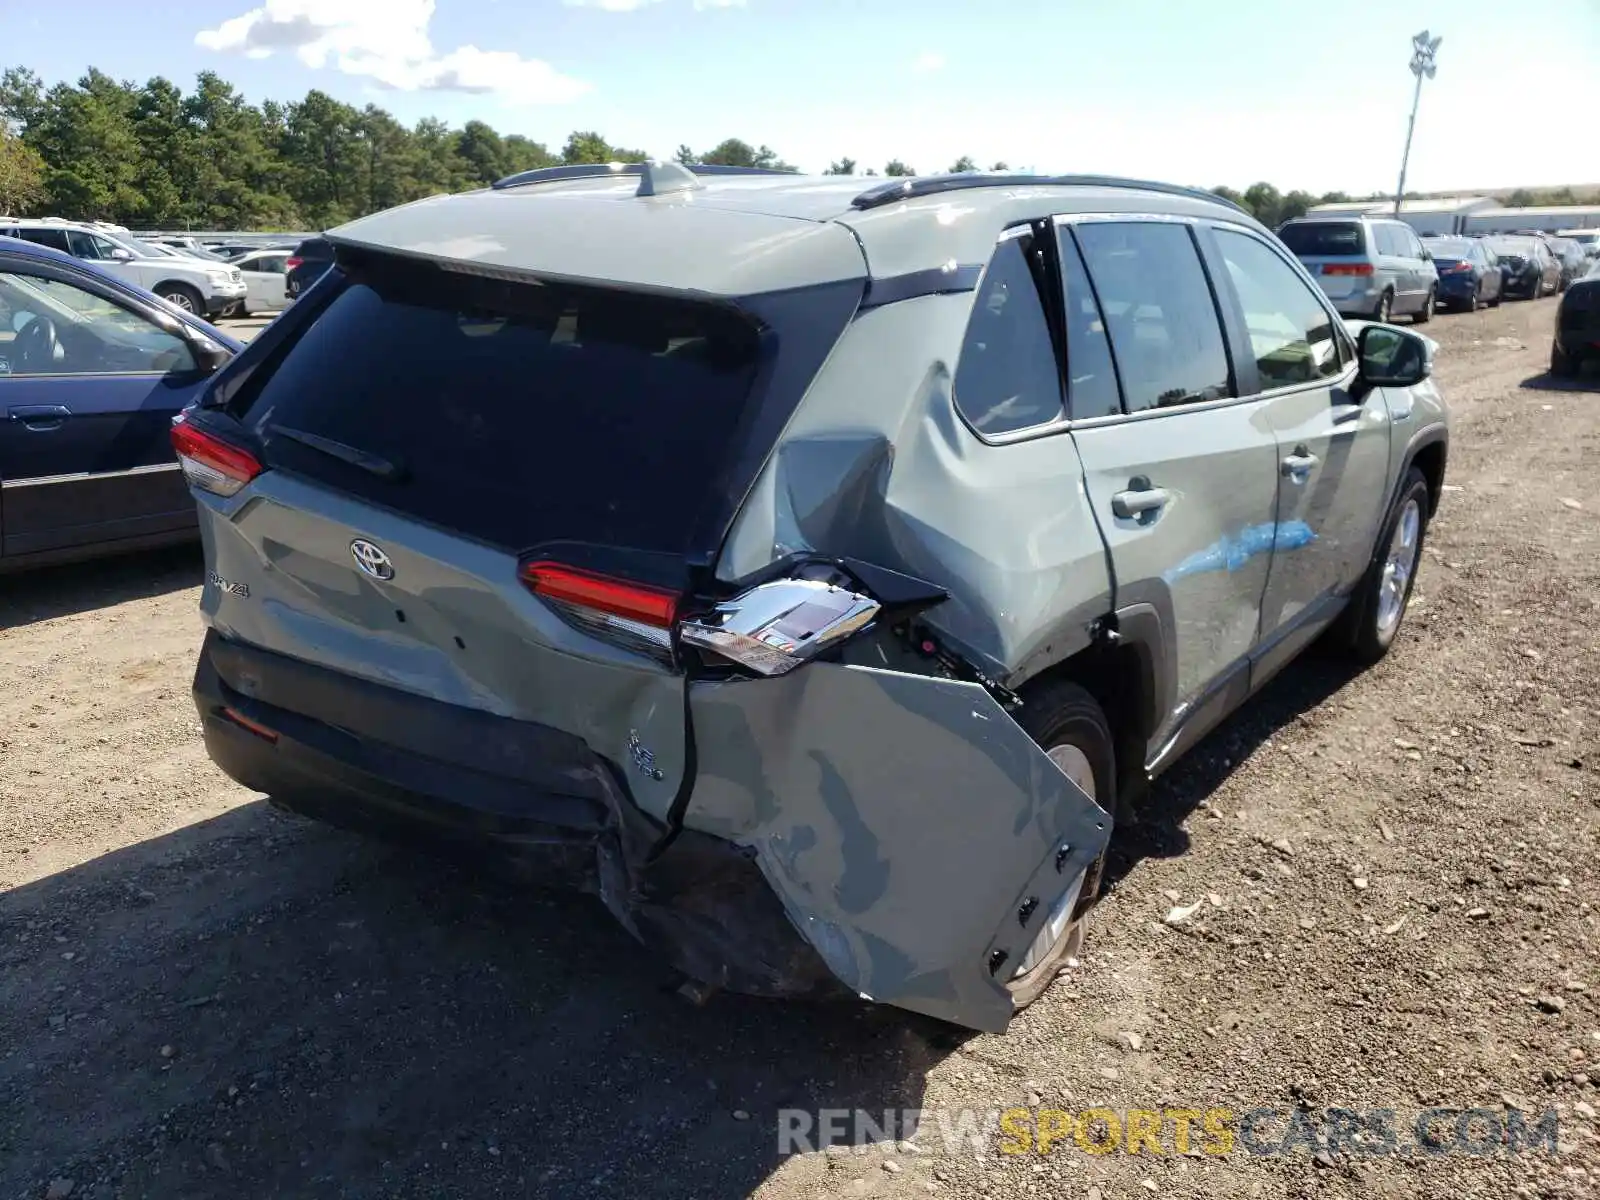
[718,295,1113,684]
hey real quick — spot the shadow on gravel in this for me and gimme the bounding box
[1,802,936,1200]
[1520,370,1599,392]
[1101,653,1362,893]
[0,543,202,630]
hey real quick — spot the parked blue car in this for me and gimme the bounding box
[0,235,242,571]
[1420,235,1504,312]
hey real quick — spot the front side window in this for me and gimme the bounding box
[1215,229,1346,389]
[1073,221,1232,413]
[0,270,195,377]
[952,230,1064,436]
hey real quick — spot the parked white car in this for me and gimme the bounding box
[230,248,291,313]
[0,219,247,319]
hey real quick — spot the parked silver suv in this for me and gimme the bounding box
[177,165,1449,1032]
[1278,214,1441,323]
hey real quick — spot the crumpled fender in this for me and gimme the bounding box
[682,661,1112,1032]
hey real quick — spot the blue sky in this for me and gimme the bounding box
[7,0,1598,194]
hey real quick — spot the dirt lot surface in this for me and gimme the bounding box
[2,297,1597,1200]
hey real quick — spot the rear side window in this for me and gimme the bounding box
[1215,230,1346,388]
[17,228,71,253]
[238,259,762,556]
[1278,222,1366,257]
[1072,222,1233,414]
[952,231,1064,436]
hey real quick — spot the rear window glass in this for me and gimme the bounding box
[1278,222,1367,257]
[1487,237,1533,256]
[239,260,762,555]
[1425,238,1472,257]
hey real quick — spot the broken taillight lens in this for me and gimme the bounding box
[678,577,881,676]
[171,418,263,498]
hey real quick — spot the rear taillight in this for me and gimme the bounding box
[285,256,303,272]
[1322,263,1375,277]
[520,562,681,662]
[1441,262,1472,274]
[171,419,262,498]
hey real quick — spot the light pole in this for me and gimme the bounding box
[1394,30,1442,216]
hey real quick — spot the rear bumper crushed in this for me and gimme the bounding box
[192,631,839,1001]
[193,631,1111,1031]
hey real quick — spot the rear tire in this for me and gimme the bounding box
[1465,287,1479,313]
[1414,287,1435,324]
[1334,469,1431,665]
[1375,291,1393,323]
[1551,341,1578,378]
[1006,681,1116,1009]
[157,283,203,314]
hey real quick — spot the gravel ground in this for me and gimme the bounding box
[1,296,1596,1200]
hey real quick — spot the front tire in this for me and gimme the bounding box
[1007,681,1115,1009]
[157,283,203,314]
[1335,469,1431,665]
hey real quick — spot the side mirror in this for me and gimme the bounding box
[188,337,233,375]
[1357,324,1431,389]
[109,247,133,262]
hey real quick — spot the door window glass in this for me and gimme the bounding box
[1073,222,1233,413]
[1053,229,1122,419]
[0,271,196,377]
[1215,230,1346,388]
[952,230,1064,435]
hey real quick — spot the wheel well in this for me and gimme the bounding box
[154,280,202,298]
[1021,635,1155,806]
[1411,440,1447,516]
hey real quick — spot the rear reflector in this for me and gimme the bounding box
[220,706,279,743]
[1322,263,1375,277]
[171,419,263,498]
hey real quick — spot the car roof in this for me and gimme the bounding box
[0,231,243,350]
[328,168,1268,299]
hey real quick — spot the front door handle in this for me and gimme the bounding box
[1111,485,1172,519]
[9,404,72,431]
[1281,450,1319,479]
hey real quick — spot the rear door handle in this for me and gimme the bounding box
[9,404,72,431]
[1281,451,1319,479]
[1110,486,1172,519]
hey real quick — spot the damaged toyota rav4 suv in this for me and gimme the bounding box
[178,164,1448,1033]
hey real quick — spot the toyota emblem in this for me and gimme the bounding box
[350,539,395,580]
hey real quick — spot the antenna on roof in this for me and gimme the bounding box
[637,160,703,198]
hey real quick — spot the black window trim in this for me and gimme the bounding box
[1050,212,1243,429]
[1199,221,1360,403]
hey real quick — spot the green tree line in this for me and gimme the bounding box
[2,66,1585,233]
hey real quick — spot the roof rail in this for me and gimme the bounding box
[492,162,799,191]
[849,173,1250,216]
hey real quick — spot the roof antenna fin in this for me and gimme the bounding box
[637,160,703,198]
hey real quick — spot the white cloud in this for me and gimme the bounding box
[196,0,590,103]
[912,51,946,73]
[562,0,664,9]
[692,0,747,9]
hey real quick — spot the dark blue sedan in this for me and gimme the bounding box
[1421,235,1503,312]
[0,236,242,572]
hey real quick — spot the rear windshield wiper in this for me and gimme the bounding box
[271,426,407,482]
